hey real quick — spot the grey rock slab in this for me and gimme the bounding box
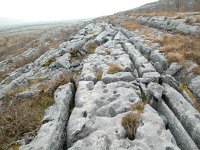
[102,72,135,84]
[20,83,75,150]
[147,82,165,100]
[157,100,199,150]
[70,61,81,68]
[140,72,160,83]
[163,83,200,148]
[135,105,180,150]
[55,53,71,69]
[134,56,148,69]
[114,31,128,41]
[138,63,156,77]
[67,81,141,147]
[189,75,200,99]
[165,62,182,76]
[150,50,168,73]
[122,42,142,62]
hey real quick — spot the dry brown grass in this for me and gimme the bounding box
[142,28,152,36]
[122,102,145,140]
[154,34,200,74]
[122,112,140,140]
[0,71,76,149]
[130,102,145,113]
[192,66,200,75]
[130,12,175,17]
[107,64,123,74]
[86,42,99,54]
[145,40,153,46]
[185,16,200,24]
[39,72,76,93]
[95,71,103,81]
[0,92,53,149]
[166,52,184,64]
[120,20,141,31]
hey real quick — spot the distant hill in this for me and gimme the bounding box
[126,0,200,13]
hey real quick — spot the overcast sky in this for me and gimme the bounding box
[0,0,157,21]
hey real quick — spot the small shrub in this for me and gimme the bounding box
[107,64,123,74]
[95,71,103,81]
[121,112,140,140]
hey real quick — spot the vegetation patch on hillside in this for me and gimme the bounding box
[0,72,76,149]
[154,34,200,74]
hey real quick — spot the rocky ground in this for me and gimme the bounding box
[0,12,200,150]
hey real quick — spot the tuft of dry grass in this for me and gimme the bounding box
[122,112,140,140]
[86,42,99,54]
[130,102,145,113]
[107,64,123,74]
[121,102,145,140]
[95,71,103,81]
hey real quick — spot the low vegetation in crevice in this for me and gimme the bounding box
[121,102,145,140]
[69,49,85,63]
[95,70,103,81]
[107,64,123,74]
[180,83,200,112]
[42,56,57,67]
[0,72,77,149]
[0,92,53,150]
[86,42,99,54]
[154,34,200,74]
